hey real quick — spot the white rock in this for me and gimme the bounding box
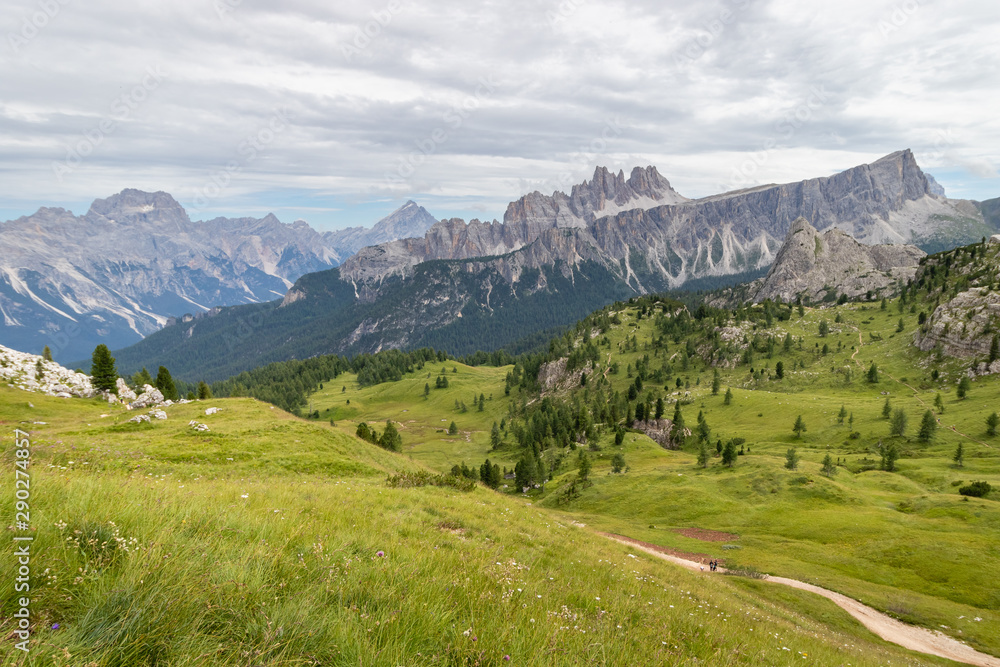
[149,409,168,420]
[116,378,138,402]
[205,407,219,415]
[188,420,210,432]
[130,385,164,409]
[128,414,151,423]
[0,344,95,398]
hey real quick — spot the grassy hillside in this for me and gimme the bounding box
[315,293,1000,658]
[0,386,953,665]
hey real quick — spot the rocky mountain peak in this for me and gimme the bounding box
[751,216,925,303]
[85,188,190,227]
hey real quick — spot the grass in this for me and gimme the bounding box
[0,388,953,665]
[307,299,1000,658]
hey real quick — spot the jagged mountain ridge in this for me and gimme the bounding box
[342,151,987,300]
[339,166,685,294]
[0,191,437,361]
[750,217,925,304]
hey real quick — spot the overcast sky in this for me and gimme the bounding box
[2,0,999,230]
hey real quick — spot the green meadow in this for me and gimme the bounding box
[0,386,957,665]
[309,298,1000,658]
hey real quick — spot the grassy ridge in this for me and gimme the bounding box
[0,387,949,665]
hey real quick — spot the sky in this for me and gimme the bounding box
[2,0,999,231]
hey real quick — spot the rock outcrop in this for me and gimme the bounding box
[0,344,94,397]
[751,218,925,303]
[913,287,1000,359]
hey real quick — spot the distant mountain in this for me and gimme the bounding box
[323,200,439,259]
[111,150,999,382]
[0,192,436,361]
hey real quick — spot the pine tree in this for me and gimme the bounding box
[723,387,733,405]
[934,393,945,413]
[135,367,154,388]
[880,442,899,472]
[882,396,892,419]
[90,344,118,394]
[821,453,837,477]
[991,334,1000,364]
[42,345,52,362]
[379,420,402,452]
[722,440,737,467]
[793,414,806,438]
[867,362,879,383]
[848,412,855,430]
[655,397,664,420]
[986,412,999,437]
[197,381,212,399]
[957,376,971,399]
[478,393,486,411]
[953,442,964,467]
[697,440,709,468]
[837,404,847,424]
[697,417,710,444]
[577,450,592,485]
[490,422,502,450]
[775,361,784,379]
[448,421,458,435]
[614,427,625,447]
[155,366,178,401]
[890,409,908,437]
[423,383,430,399]
[711,370,720,395]
[784,447,799,470]
[818,320,830,337]
[917,410,936,442]
[611,452,626,473]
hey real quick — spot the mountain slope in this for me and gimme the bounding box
[0,192,435,361]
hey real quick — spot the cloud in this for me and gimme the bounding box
[1,0,999,229]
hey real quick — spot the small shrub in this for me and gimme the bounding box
[959,481,992,498]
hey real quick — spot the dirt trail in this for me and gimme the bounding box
[604,534,1000,667]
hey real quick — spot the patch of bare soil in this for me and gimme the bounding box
[673,527,739,542]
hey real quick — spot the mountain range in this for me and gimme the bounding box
[106,149,1000,382]
[0,192,436,361]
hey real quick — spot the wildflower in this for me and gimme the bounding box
[52,623,60,630]
[240,494,249,499]
[503,656,511,662]
[376,550,385,557]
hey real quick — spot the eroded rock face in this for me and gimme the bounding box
[751,218,925,303]
[913,287,1000,359]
